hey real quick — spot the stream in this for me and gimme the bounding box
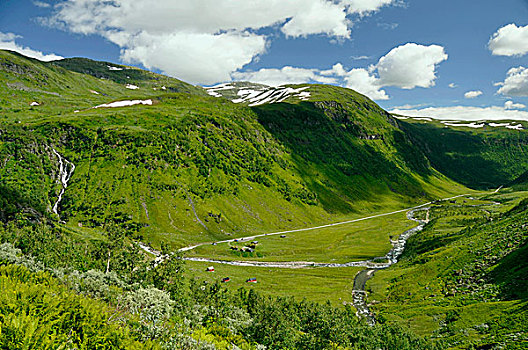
[351,208,429,325]
[51,148,76,216]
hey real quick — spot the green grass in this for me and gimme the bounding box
[365,190,528,348]
[186,260,362,306]
[188,210,415,263]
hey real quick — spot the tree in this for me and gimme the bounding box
[103,223,125,273]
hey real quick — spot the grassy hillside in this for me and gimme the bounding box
[0,50,467,251]
[366,190,528,349]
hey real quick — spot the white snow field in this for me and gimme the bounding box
[93,99,153,109]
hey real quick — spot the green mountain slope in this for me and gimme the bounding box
[0,50,466,249]
[2,50,528,349]
[0,50,204,123]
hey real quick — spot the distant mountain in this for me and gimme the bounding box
[395,116,528,189]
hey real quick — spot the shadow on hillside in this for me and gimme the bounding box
[252,102,430,214]
[488,239,528,301]
[399,121,528,189]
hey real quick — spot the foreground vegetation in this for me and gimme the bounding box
[0,221,444,349]
[367,190,528,349]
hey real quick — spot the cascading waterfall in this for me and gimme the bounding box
[51,148,76,215]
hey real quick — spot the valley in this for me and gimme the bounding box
[1,50,527,349]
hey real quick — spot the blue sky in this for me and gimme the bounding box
[1,0,528,120]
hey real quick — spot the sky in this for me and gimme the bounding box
[1,0,528,120]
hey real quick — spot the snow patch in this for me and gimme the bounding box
[207,91,222,98]
[506,123,524,130]
[30,101,40,106]
[488,123,511,127]
[89,90,100,95]
[206,84,311,106]
[126,84,139,90]
[94,99,153,109]
[206,83,236,91]
[444,122,485,128]
[108,65,123,71]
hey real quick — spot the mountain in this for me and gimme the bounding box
[510,169,528,189]
[0,49,466,249]
[1,50,528,349]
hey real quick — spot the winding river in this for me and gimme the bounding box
[351,208,429,325]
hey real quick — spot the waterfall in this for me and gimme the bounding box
[52,148,76,215]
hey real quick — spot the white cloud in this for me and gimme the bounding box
[33,1,51,8]
[232,66,332,87]
[320,63,348,76]
[376,43,448,89]
[390,105,528,121]
[392,103,429,109]
[0,32,63,62]
[489,23,528,57]
[464,90,483,99]
[448,83,457,88]
[497,66,528,97]
[231,43,446,101]
[343,68,388,100]
[281,1,351,38]
[48,0,399,84]
[121,31,267,85]
[505,100,526,110]
[343,0,397,15]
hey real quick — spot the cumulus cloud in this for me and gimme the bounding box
[505,101,526,110]
[47,0,398,84]
[464,90,483,99]
[232,66,335,87]
[448,83,457,88]
[231,43,445,101]
[496,66,528,97]
[390,105,528,121]
[343,0,397,15]
[342,68,389,100]
[281,1,350,38]
[0,32,63,61]
[489,23,528,57]
[376,43,448,89]
[121,31,267,84]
